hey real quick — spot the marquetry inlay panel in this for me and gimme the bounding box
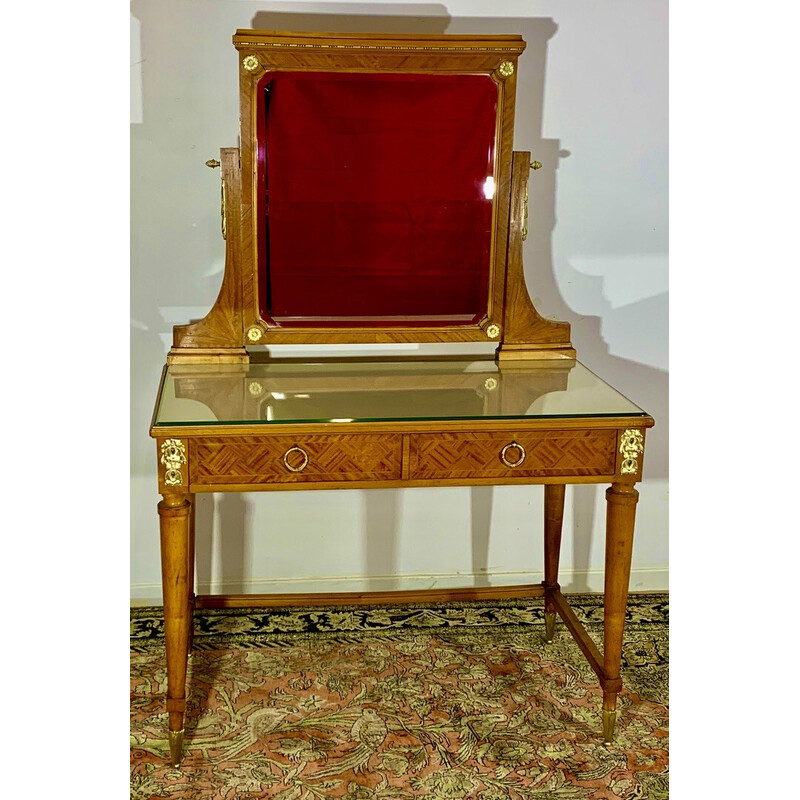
[409,430,617,480]
[191,435,402,485]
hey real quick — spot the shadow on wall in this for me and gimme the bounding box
[132,3,667,597]
[252,5,452,33]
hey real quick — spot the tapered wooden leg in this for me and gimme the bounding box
[543,484,566,641]
[187,494,196,652]
[602,482,639,743]
[159,492,192,766]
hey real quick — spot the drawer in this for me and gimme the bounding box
[408,430,617,480]
[191,434,402,485]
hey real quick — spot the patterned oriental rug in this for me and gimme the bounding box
[131,594,668,799]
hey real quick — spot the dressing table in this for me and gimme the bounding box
[149,30,654,767]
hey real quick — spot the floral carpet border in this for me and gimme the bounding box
[131,593,668,653]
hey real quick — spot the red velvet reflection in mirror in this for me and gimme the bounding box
[257,71,498,327]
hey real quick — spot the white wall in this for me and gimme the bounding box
[131,0,668,603]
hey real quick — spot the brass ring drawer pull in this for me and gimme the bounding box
[500,441,526,468]
[283,446,309,473]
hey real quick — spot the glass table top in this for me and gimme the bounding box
[153,358,647,427]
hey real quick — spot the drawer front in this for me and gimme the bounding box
[409,430,617,480]
[191,434,402,485]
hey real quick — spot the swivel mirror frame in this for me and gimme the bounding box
[168,30,575,364]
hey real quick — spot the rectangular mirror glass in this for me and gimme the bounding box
[257,71,499,327]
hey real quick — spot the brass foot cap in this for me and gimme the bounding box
[544,612,556,642]
[602,710,617,744]
[168,729,184,767]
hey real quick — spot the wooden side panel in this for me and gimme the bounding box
[409,429,616,480]
[170,148,247,361]
[496,151,575,360]
[190,434,402,485]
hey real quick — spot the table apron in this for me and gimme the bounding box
[159,426,644,491]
